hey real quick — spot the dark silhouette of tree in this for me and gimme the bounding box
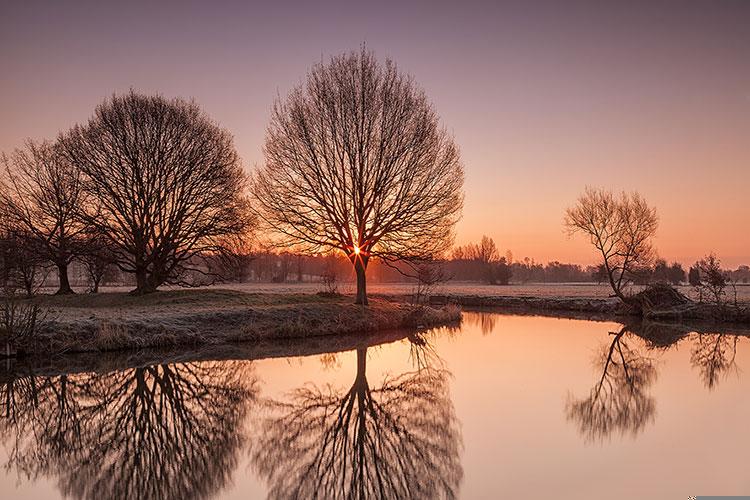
[0,361,257,500]
[250,346,463,499]
[252,48,464,305]
[79,231,119,293]
[0,140,87,294]
[0,230,51,297]
[667,262,686,285]
[692,254,729,305]
[690,333,740,390]
[652,259,686,285]
[450,236,511,285]
[61,91,253,294]
[566,326,657,443]
[688,265,701,286]
[565,188,658,302]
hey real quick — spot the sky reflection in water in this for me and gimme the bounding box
[1,312,749,499]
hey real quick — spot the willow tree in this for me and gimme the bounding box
[62,91,252,294]
[565,188,658,302]
[0,140,87,294]
[252,49,464,305]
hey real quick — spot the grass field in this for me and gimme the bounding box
[79,281,750,304]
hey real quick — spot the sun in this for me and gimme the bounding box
[353,245,361,255]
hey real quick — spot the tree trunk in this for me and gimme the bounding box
[56,263,74,295]
[354,257,368,305]
[132,267,157,295]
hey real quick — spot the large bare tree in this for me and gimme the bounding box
[252,48,464,305]
[0,140,87,294]
[61,91,253,294]
[565,188,658,302]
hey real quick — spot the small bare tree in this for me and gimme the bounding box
[0,140,87,294]
[412,260,449,305]
[252,48,464,305]
[692,254,730,306]
[79,232,119,293]
[565,188,658,302]
[61,91,253,294]
[0,230,51,298]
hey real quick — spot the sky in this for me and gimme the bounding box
[1,0,748,267]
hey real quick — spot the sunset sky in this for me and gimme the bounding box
[2,0,748,267]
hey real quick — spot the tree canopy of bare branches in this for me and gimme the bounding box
[252,48,464,304]
[61,91,253,294]
[0,140,87,294]
[565,188,658,302]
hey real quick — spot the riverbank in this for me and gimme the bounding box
[4,290,460,357]
[424,292,750,323]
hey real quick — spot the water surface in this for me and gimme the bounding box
[2,312,749,499]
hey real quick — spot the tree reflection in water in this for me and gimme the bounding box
[0,361,257,500]
[566,326,657,443]
[462,311,497,336]
[690,333,740,390]
[250,342,463,499]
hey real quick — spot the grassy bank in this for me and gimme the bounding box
[6,289,460,356]
[426,292,750,323]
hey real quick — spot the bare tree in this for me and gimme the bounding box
[0,230,51,297]
[61,91,253,294]
[252,48,464,305]
[692,253,729,305]
[565,188,658,302]
[0,140,87,294]
[79,231,118,293]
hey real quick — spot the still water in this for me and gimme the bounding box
[1,312,749,499]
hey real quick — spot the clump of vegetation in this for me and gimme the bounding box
[629,282,690,312]
[691,253,738,307]
[451,235,512,285]
[1,290,45,356]
[318,254,341,297]
[411,261,449,305]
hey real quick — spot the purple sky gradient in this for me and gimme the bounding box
[2,0,749,265]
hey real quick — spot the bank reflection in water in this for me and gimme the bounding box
[250,339,463,500]
[0,361,257,500]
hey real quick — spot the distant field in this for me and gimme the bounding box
[89,281,750,304]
